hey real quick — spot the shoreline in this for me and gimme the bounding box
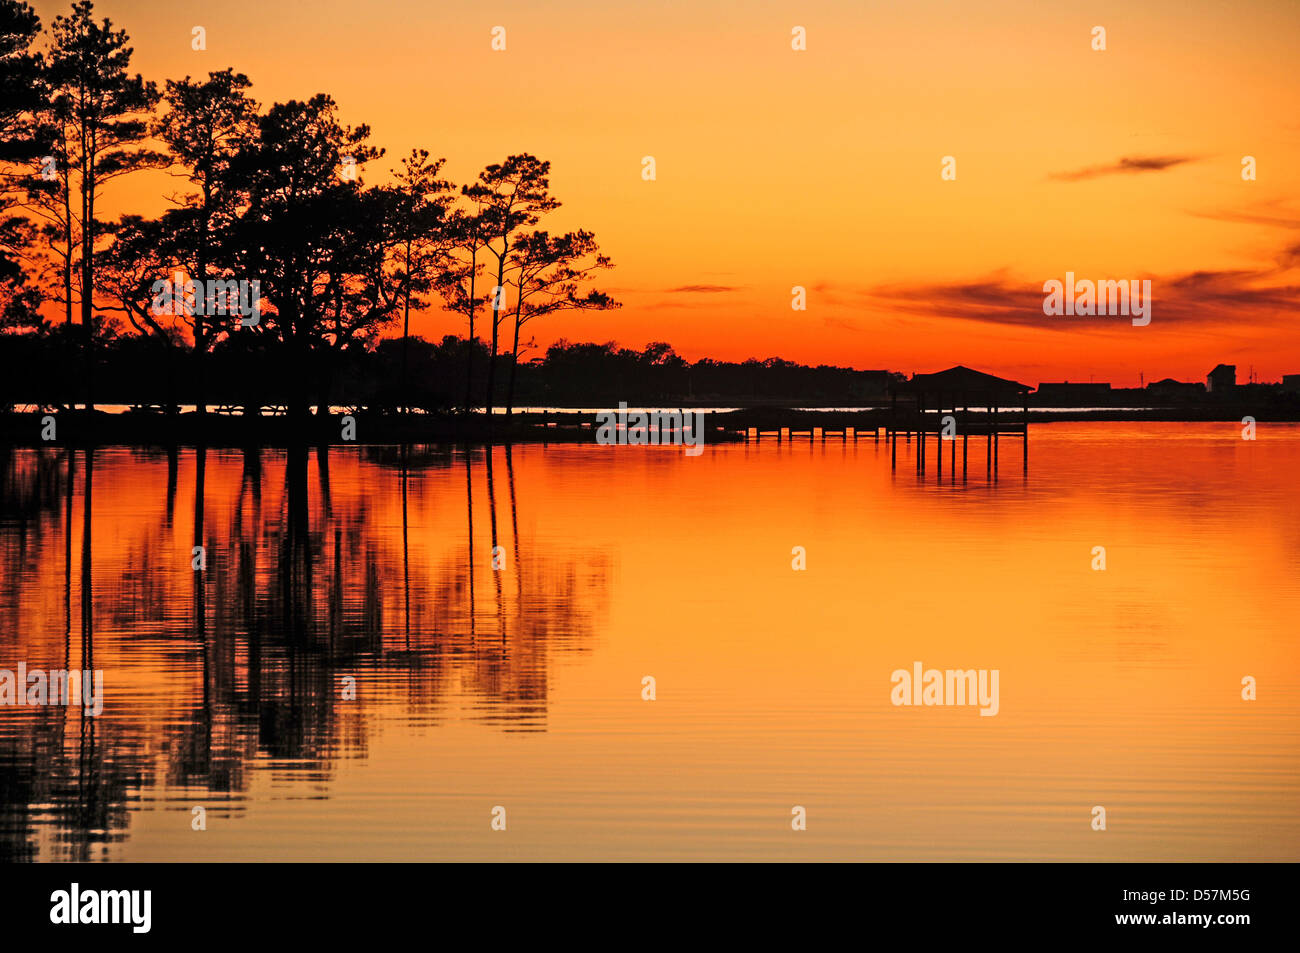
[2,406,1296,448]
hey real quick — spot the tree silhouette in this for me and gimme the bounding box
[504,229,618,418]
[152,68,258,417]
[0,0,44,329]
[439,207,489,414]
[0,5,636,427]
[224,94,389,423]
[464,154,559,413]
[96,212,183,410]
[380,149,454,415]
[44,0,162,408]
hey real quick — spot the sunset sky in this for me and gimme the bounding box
[29,0,1300,384]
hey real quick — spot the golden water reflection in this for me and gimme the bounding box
[0,425,1297,860]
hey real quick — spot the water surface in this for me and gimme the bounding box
[1,423,1296,860]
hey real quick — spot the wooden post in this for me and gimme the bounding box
[936,415,942,475]
[993,402,999,473]
[918,403,924,473]
[915,394,921,472]
[986,399,992,476]
[1023,390,1029,473]
[890,391,896,446]
[961,402,968,481]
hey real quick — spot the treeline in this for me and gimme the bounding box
[0,331,903,410]
[0,0,617,422]
[529,340,901,405]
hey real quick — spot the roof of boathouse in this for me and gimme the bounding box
[904,365,1031,394]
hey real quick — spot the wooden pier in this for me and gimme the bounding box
[740,425,884,442]
[733,366,1029,479]
[888,365,1030,478]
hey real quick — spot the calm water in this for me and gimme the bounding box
[1,423,1297,861]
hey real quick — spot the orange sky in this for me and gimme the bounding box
[29,0,1300,385]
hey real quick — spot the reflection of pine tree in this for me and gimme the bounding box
[0,444,610,857]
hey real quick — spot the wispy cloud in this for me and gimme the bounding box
[1192,200,1300,231]
[1048,155,1196,182]
[866,259,1300,331]
[665,284,738,294]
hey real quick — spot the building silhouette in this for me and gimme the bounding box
[1207,364,1236,393]
[1147,378,1205,401]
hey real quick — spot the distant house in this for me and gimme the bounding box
[1147,378,1205,401]
[1206,364,1236,393]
